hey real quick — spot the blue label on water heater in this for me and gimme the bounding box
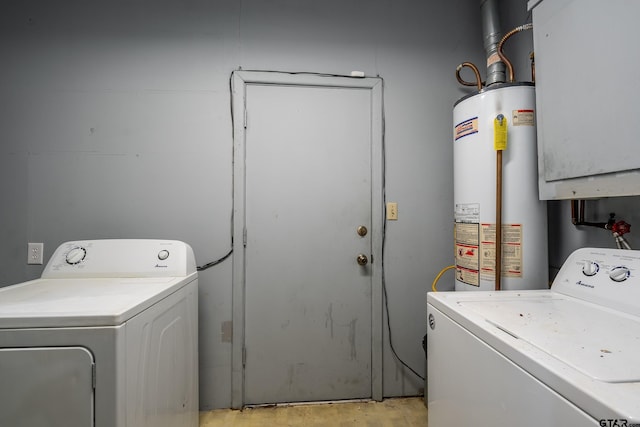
[454,117,478,141]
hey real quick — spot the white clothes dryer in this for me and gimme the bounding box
[0,239,199,427]
[427,247,640,427]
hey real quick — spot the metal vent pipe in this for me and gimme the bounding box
[481,0,506,85]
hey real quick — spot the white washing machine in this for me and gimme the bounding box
[0,239,199,427]
[427,247,640,426]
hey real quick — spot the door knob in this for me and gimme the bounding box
[357,254,368,266]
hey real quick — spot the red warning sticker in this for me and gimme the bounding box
[512,109,535,126]
[454,117,479,141]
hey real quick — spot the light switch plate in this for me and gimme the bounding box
[387,202,398,220]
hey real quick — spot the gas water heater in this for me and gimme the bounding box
[453,83,548,291]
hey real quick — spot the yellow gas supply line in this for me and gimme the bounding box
[431,265,456,292]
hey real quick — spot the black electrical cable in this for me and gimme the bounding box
[195,72,237,273]
[232,67,365,80]
[378,77,425,382]
[382,270,424,381]
[197,248,233,271]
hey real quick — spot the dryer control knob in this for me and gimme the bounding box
[609,266,630,282]
[66,247,87,265]
[582,261,599,277]
[158,250,170,261]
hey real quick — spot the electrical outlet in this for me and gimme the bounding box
[387,202,398,220]
[27,242,44,265]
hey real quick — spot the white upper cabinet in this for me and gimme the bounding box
[529,0,640,199]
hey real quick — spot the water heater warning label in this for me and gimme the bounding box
[454,221,480,287]
[455,203,480,223]
[456,243,478,269]
[512,109,534,126]
[456,266,479,287]
[480,223,523,280]
[454,117,479,141]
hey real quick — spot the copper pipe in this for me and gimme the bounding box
[571,199,587,225]
[571,200,578,225]
[497,23,534,83]
[496,149,503,291]
[529,51,536,83]
[455,62,483,91]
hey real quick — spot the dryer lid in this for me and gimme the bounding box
[0,276,195,328]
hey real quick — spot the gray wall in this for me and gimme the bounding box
[3,0,637,411]
[0,0,485,409]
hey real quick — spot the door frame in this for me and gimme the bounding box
[230,70,384,408]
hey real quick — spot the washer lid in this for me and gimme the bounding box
[0,275,196,328]
[458,295,640,383]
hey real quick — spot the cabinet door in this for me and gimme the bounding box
[532,0,640,199]
[0,347,94,427]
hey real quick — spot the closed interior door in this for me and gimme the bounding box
[242,82,374,405]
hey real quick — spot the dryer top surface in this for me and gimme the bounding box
[0,275,195,328]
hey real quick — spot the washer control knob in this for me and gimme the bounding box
[582,260,599,277]
[158,250,170,261]
[609,266,630,282]
[66,247,87,265]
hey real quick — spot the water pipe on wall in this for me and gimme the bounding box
[571,201,633,249]
[529,52,536,83]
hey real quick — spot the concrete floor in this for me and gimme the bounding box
[199,397,427,427]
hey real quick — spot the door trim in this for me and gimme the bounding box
[231,70,384,408]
